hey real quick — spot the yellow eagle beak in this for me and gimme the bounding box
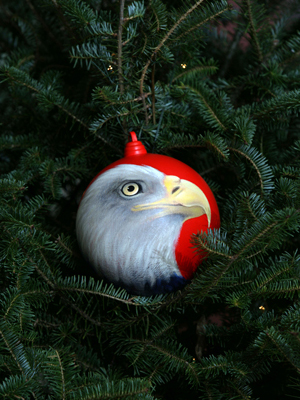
[132,175,211,226]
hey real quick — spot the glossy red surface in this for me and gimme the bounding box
[82,132,220,280]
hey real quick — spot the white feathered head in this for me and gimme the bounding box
[76,164,211,295]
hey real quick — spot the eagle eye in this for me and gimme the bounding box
[121,182,141,196]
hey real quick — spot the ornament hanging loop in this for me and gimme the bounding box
[124,131,147,157]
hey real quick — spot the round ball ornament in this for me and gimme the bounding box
[76,132,220,296]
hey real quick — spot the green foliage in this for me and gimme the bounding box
[1,0,300,399]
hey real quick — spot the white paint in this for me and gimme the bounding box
[76,165,183,293]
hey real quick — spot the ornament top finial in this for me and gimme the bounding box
[124,131,147,157]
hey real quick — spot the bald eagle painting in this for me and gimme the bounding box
[76,164,216,296]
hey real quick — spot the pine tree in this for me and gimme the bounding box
[1,0,300,398]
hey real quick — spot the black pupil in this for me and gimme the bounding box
[128,185,136,192]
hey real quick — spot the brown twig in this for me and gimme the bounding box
[140,0,206,96]
[151,54,157,125]
[243,0,263,63]
[25,0,63,51]
[118,0,125,94]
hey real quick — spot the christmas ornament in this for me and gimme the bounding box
[76,132,220,296]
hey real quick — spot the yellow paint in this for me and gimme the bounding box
[132,175,211,225]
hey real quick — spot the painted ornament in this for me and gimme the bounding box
[76,132,220,296]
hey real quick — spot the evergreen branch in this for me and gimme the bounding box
[230,382,252,400]
[192,255,238,299]
[235,221,277,260]
[4,293,23,321]
[251,89,300,119]
[150,0,167,32]
[0,320,32,377]
[233,112,256,146]
[49,167,72,199]
[91,134,123,155]
[172,4,231,43]
[256,263,291,291]
[85,24,117,42]
[57,282,141,306]
[2,1,300,396]
[182,84,227,131]
[232,148,261,190]
[142,93,149,124]
[219,29,244,78]
[67,376,152,399]
[158,142,205,151]
[32,258,56,289]
[152,343,200,385]
[123,16,141,22]
[93,87,151,105]
[140,0,206,94]
[200,131,230,159]
[0,179,26,194]
[172,65,218,83]
[191,217,297,297]
[24,195,48,215]
[57,293,103,326]
[202,380,220,400]
[148,363,166,384]
[199,354,249,379]
[131,340,201,386]
[242,77,276,98]
[244,244,268,259]
[234,254,299,305]
[243,195,259,222]
[33,319,61,329]
[2,68,88,129]
[55,236,75,260]
[55,350,66,400]
[57,277,172,309]
[273,31,300,67]
[24,254,104,327]
[90,106,151,134]
[259,282,300,298]
[141,30,148,54]
[3,224,57,291]
[242,0,263,63]
[0,375,33,400]
[66,286,137,305]
[38,250,57,282]
[25,0,63,50]
[280,49,300,67]
[23,290,54,298]
[234,208,300,261]
[50,0,79,43]
[281,302,300,331]
[151,321,176,343]
[69,54,117,68]
[56,0,96,27]
[192,235,232,260]
[230,146,273,194]
[0,324,23,375]
[265,328,300,373]
[130,343,150,367]
[200,163,225,176]
[127,320,177,366]
[56,104,87,128]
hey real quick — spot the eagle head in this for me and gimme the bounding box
[76,163,216,296]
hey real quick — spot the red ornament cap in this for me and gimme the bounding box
[124,131,147,157]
